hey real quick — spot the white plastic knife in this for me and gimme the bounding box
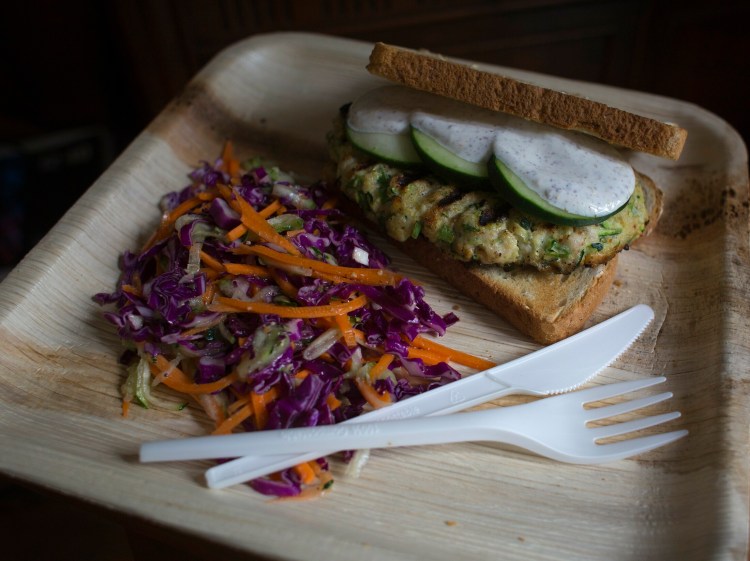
[141,304,654,487]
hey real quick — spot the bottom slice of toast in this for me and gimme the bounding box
[395,235,618,344]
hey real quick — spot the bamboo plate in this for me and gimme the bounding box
[1,32,748,561]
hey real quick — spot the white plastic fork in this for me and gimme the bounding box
[141,376,688,467]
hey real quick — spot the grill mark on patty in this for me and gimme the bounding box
[395,172,420,188]
[479,206,499,226]
[437,190,464,207]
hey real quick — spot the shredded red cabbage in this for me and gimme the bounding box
[94,151,465,498]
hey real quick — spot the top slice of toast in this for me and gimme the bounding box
[367,42,687,160]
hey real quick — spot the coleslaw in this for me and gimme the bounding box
[94,141,494,499]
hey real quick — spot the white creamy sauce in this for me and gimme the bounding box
[347,86,635,217]
[347,86,421,135]
[411,112,499,164]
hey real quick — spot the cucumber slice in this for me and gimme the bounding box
[488,157,627,227]
[410,127,490,188]
[346,124,422,167]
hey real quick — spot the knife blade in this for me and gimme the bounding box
[143,304,654,487]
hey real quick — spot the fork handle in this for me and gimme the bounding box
[141,408,511,463]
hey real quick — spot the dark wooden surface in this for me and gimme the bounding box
[1,476,269,561]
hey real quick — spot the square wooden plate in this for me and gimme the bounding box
[1,32,749,560]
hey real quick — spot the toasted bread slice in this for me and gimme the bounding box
[367,42,687,160]
[397,236,620,345]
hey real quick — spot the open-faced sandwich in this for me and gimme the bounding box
[327,42,686,344]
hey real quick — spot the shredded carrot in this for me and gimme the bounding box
[259,254,352,285]
[121,399,131,417]
[317,469,334,487]
[212,403,253,435]
[196,189,218,201]
[200,267,222,281]
[411,335,496,370]
[120,284,141,297]
[406,347,449,366]
[223,263,271,277]
[216,183,235,206]
[352,327,368,346]
[268,268,298,299]
[220,140,242,178]
[335,313,357,348]
[227,396,250,415]
[150,355,238,394]
[227,395,250,414]
[354,378,391,409]
[309,270,361,285]
[258,199,282,219]
[321,198,337,210]
[225,223,247,242]
[242,245,401,286]
[131,272,143,295]
[142,196,204,250]
[325,393,341,410]
[250,387,279,430]
[309,460,323,477]
[234,194,301,256]
[369,353,394,380]
[305,460,335,496]
[209,293,368,318]
[295,369,311,380]
[166,196,204,224]
[319,352,335,363]
[199,250,226,272]
[220,140,233,168]
[293,461,317,485]
[201,281,217,307]
[250,393,268,429]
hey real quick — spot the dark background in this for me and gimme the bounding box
[1,0,749,558]
[1,0,749,273]
[1,0,749,271]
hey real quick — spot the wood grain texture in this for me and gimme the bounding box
[0,33,748,561]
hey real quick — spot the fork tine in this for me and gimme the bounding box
[588,429,689,463]
[577,376,666,404]
[585,392,674,421]
[590,411,682,439]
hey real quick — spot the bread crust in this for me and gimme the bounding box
[368,42,687,161]
[636,173,663,240]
